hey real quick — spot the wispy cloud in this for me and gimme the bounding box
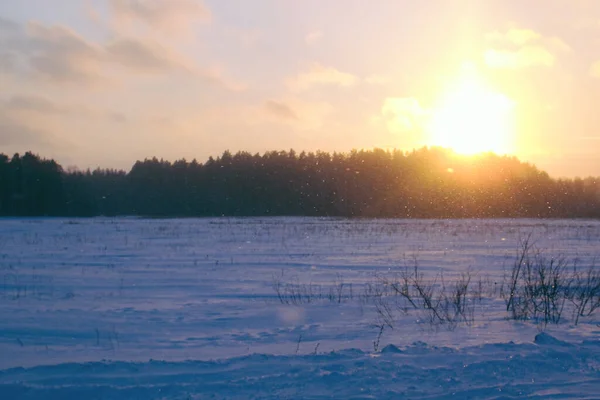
[0,16,19,33]
[486,28,541,46]
[105,37,193,74]
[486,27,570,51]
[589,60,600,78]
[485,46,555,69]
[0,18,242,90]
[484,27,568,69]
[380,97,429,134]
[305,30,322,45]
[365,74,389,85]
[24,22,104,83]
[2,94,129,124]
[0,109,54,148]
[287,63,358,92]
[5,95,68,114]
[109,0,211,37]
[264,100,298,120]
[255,98,333,130]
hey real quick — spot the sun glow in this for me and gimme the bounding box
[428,64,515,155]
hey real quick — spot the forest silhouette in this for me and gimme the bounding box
[1,147,598,218]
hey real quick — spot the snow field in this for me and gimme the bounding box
[1,218,599,398]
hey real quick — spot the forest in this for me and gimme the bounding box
[0,147,599,218]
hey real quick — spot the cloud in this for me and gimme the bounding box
[0,16,21,63]
[485,46,555,69]
[110,0,211,37]
[107,112,128,123]
[105,37,192,73]
[484,27,569,70]
[287,63,358,92]
[486,27,569,51]
[487,28,541,46]
[20,21,103,83]
[0,16,19,34]
[240,29,262,48]
[0,17,241,90]
[571,16,600,31]
[0,111,51,147]
[264,100,298,120]
[198,65,247,91]
[3,94,129,125]
[0,53,16,73]
[380,97,428,133]
[546,37,571,53]
[0,18,102,82]
[5,95,67,114]
[305,30,323,45]
[365,74,389,85]
[589,60,600,78]
[255,98,333,130]
[103,38,244,88]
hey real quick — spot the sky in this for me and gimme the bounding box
[1,0,599,177]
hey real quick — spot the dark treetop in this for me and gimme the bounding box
[1,148,598,218]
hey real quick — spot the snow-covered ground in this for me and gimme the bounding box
[1,218,599,399]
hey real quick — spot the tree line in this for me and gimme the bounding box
[0,148,599,218]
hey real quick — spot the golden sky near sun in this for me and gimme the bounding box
[1,0,600,177]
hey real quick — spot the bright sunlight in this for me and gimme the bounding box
[428,64,515,155]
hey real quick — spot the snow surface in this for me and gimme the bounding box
[1,217,599,399]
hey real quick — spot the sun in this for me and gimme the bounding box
[428,64,515,155]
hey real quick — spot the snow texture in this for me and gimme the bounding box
[1,218,599,399]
